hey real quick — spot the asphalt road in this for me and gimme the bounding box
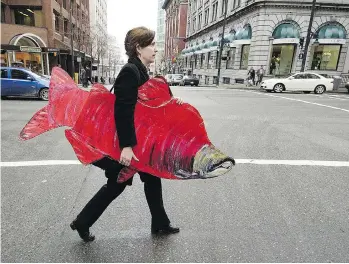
[1,86,349,262]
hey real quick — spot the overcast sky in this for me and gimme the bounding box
[107,0,158,60]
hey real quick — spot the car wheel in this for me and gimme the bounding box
[39,88,49,101]
[273,83,284,93]
[314,85,325,94]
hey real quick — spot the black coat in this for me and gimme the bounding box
[93,57,173,184]
[112,57,149,149]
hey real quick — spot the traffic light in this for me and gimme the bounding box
[299,37,305,48]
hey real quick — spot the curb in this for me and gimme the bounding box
[220,86,348,94]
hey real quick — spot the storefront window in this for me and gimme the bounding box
[240,45,250,70]
[215,51,219,69]
[207,52,211,68]
[226,48,236,69]
[14,8,35,26]
[200,54,205,68]
[310,45,341,71]
[15,52,42,74]
[269,45,295,75]
[1,53,8,67]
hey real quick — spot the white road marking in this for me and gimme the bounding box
[0,160,81,167]
[241,90,349,113]
[237,159,349,167]
[1,159,349,167]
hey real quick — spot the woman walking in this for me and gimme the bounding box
[70,27,180,242]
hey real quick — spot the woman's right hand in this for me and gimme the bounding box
[120,147,139,166]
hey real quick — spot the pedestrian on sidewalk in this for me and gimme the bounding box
[247,67,255,86]
[256,65,265,86]
[70,26,180,242]
[85,66,93,86]
[80,67,88,88]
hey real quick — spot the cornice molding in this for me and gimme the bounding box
[185,0,349,41]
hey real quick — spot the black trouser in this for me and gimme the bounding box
[74,163,170,229]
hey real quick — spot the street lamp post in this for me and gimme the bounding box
[69,5,75,78]
[216,0,228,86]
[301,0,317,72]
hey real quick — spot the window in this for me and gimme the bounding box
[198,13,202,30]
[294,73,307,79]
[1,69,9,78]
[306,73,320,79]
[193,0,197,10]
[204,8,209,25]
[192,17,196,32]
[212,2,218,21]
[63,0,67,9]
[226,48,236,69]
[215,51,219,68]
[14,8,35,26]
[270,45,296,75]
[54,13,60,32]
[223,77,230,84]
[221,0,227,15]
[1,4,5,23]
[194,55,198,68]
[200,54,205,68]
[213,76,218,84]
[240,45,250,69]
[207,52,211,68]
[11,69,30,80]
[310,45,341,71]
[233,0,241,9]
[64,19,69,37]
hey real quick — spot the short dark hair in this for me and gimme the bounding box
[124,27,155,58]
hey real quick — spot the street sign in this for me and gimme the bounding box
[20,46,41,53]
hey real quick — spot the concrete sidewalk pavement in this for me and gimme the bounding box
[217,84,348,94]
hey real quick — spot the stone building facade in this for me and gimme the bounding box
[181,0,349,85]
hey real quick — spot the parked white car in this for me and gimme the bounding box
[165,74,184,86]
[260,72,334,94]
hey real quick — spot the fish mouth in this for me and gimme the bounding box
[175,145,235,179]
[206,157,235,177]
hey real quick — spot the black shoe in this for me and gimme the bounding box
[151,224,180,235]
[70,220,95,242]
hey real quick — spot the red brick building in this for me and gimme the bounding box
[1,0,91,76]
[162,0,188,73]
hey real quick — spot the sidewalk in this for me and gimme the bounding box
[217,84,348,94]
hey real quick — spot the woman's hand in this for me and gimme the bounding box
[120,147,139,166]
[174,97,184,105]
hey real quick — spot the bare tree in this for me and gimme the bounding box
[106,35,121,79]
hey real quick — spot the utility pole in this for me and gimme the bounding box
[301,0,316,72]
[69,2,75,78]
[216,0,228,86]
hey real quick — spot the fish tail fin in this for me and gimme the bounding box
[19,105,59,140]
